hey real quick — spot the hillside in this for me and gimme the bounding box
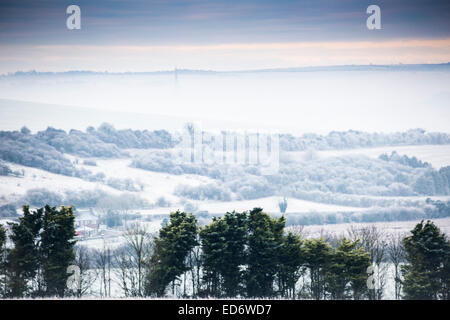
[1,124,449,225]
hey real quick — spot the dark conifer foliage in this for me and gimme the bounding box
[401,220,450,300]
[40,205,76,297]
[145,210,198,297]
[3,205,76,298]
[0,206,448,300]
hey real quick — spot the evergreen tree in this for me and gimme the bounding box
[145,210,198,297]
[402,220,450,300]
[347,242,372,300]
[40,205,76,297]
[199,217,227,297]
[0,225,5,250]
[246,208,285,298]
[0,224,6,297]
[277,232,304,298]
[6,206,43,297]
[199,211,248,297]
[325,238,371,300]
[303,238,332,300]
[221,211,248,297]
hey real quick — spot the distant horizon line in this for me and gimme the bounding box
[2,62,450,77]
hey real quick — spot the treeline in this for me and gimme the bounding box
[145,209,449,300]
[36,126,124,158]
[0,207,448,299]
[413,166,450,196]
[283,203,450,226]
[2,125,449,178]
[0,129,106,181]
[0,124,174,175]
[120,153,450,199]
[20,188,149,212]
[0,129,78,175]
[147,152,450,202]
[175,183,232,201]
[379,151,430,168]
[280,128,450,151]
[280,156,450,197]
[0,187,151,219]
[131,149,226,178]
[87,123,174,149]
[5,186,449,225]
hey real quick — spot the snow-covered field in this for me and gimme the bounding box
[0,162,120,206]
[0,158,214,206]
[195,196,365,214]
[291,217,450,238]
[79,158,215,203]
[0,157,380,213]
[288,144,450,169]
[131,196,368,217]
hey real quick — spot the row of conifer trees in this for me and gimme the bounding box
[0,206,448,299]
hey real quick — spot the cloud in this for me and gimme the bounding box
[0,0,449,72]
[1,38,449,73]
[0,0,449,46]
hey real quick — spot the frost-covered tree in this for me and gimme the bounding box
[278,197,288,213]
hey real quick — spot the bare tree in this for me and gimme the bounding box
[96,194,140,220]
[95,243,112,297]
[286,225,308,239]
[114,222,152,297]
[387,233,406,300]
[347,225,388,300]
[72,245,98,297]
[113,246,135,297]
[318,228,340,248]
[188,245,202,297]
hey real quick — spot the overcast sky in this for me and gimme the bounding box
[0,0,449,72]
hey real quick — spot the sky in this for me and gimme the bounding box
[0,1,449,134]
[0,0,450,72]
